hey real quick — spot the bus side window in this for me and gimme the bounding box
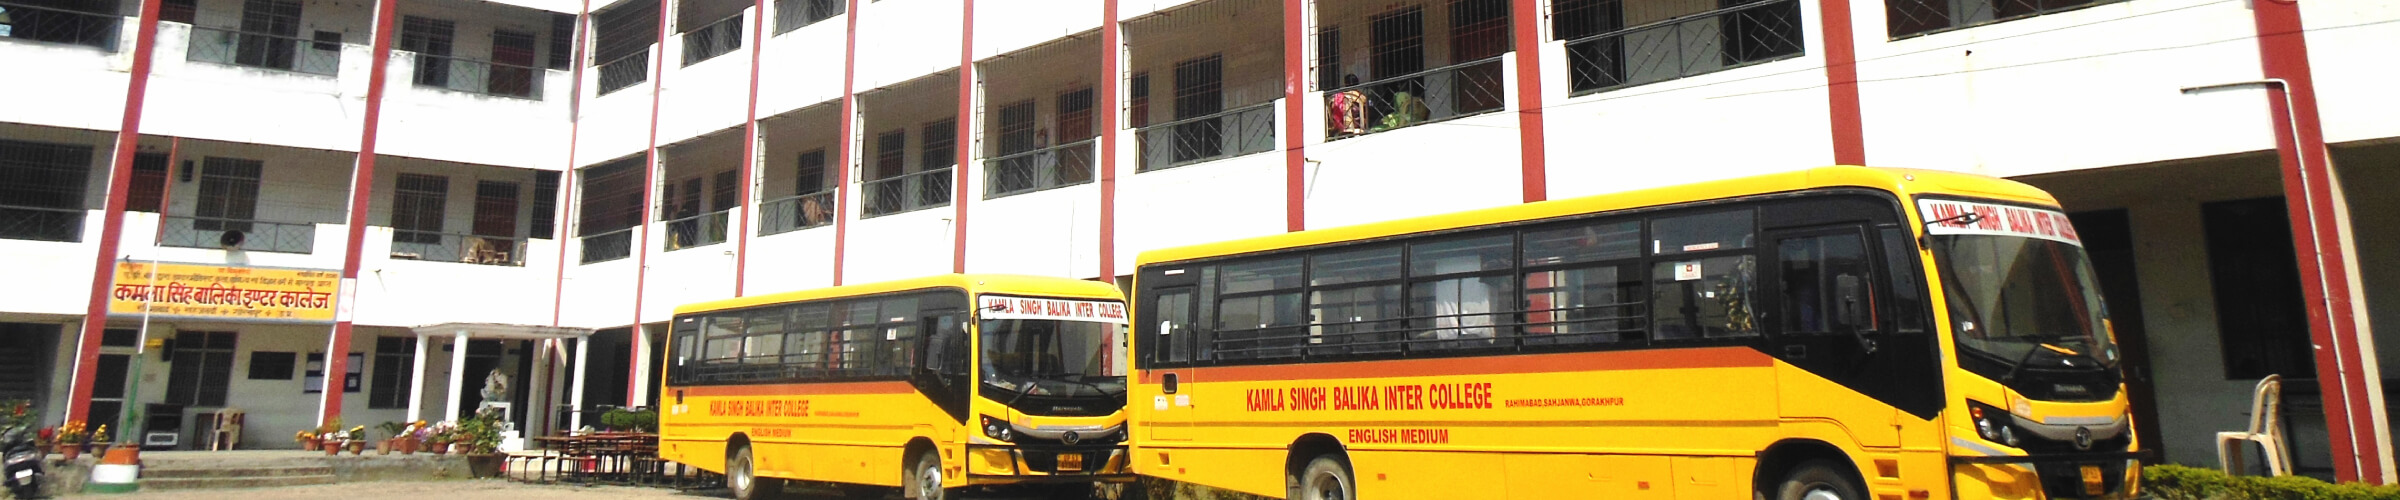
[1150,288,1193,364]
[1877,227,1928,333]
[1777,231,1875,334]
[923,313,967,383]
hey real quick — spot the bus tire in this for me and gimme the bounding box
[1773,459,1863,500]
[728,445,782,500]
[907,451,946,500]
[1287,455,1354,500]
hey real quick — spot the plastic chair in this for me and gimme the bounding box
[208,408,244,451]
[2218,374,2289,476]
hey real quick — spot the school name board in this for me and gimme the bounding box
[979,295,1127,323]
[108,262,342,323]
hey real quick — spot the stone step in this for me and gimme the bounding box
[140,474,339,490]
[142,466,335,479]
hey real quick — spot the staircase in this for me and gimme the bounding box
[139,465,338,490]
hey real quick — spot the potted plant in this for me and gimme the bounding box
[54,420,85,460]
[376,422,406,455]
[396,420,426,454]
[87,424,110,455]
[345,425,367,455]
[422,421,457,455]
[457,410,506,478]
[296,429,320,451]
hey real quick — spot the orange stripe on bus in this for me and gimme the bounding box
[1140,346,1771,383]
[680,380,917,397]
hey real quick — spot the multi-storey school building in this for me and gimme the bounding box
[0,0,2393,483]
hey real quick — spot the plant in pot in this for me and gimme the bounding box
[422,421,457,455]
[295,429,320,451]
[345,425,367,455]
[316,418,345,455]
[375,422,405,455]
[87,424,110,455]
[397,420,427,454]
[457,409,507,478]
[54,421,85,460]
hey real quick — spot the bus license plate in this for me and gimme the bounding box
[1057,453,1083,472]
[2081,465,2104,495]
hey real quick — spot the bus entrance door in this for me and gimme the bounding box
[1768,225,1904,448]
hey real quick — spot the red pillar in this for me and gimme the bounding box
[1508,0,1546,203]
[734,0,768,296]
[952,0,976,274]
[320,0,402,425]
[832,0,861,285]
[1281,0,1306,232]
[1817,0,1864,165]
[1097,0,1119,283]
[2250,0,2388,483]
[68,0,167,425]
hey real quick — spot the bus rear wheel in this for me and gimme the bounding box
[1773,459,1863,500]
[728,445,783,500]
[1287,455,1354,500]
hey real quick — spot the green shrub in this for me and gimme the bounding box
[2143,464,2400,500]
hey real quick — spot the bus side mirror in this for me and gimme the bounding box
[1163,373,1178,394]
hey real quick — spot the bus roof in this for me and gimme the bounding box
[673,273,1124,316]
[1137,166,2058,265]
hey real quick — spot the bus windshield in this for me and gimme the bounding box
[980,318,1126,399]
[1933,233,2117,372]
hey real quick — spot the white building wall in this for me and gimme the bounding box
[2303,2,2400,145]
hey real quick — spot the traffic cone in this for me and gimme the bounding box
[85,444,141,493]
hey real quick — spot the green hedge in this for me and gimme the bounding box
[2145,464,2400,500]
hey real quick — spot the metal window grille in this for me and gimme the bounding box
[0,138,93,242]
[1128,72,1150,128]
[192,157,262,233]
[995,100,1035,156]
[530,170,559,239]
[1320,2,1509,139]
[127,152,167,213]
[162,0,196,24]
[862,168,952,218]
[1314,26,1341,91]
[577,157,644,263]
[391,173,449,245]
[1136,102,1274,172]
[473,180,519,238]
[367,337,414,409]
[1558,0,1802,95]
[663,172,730,251]
[401,16,457,87]
[1171,54,1225,163]
[592,2,657,95]
[487,29,542,98]
[0,1,122,51]
[761,150,831,236]
[547,12,574,70]
[773,0,843,34]
[186,25,340,75]
[681,12,742,66]
[1887,0,2108,39]
[1058,88,1094,139]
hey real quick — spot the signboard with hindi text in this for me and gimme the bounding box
[108,261,342,323]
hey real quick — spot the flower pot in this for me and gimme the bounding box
[428,442,450,455]
[302,440,321,451]
[323,440,341,456]
[60,445,81,460]
[464,453,504,479]
[345,440,362,455]
[376,439,392,455]
[397,439,419,455]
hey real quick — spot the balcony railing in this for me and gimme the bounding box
[0,2,121,51]
[862,168,952,218]
[0,204,84,243]
[579,227,633,264]
[758,191,834,236]
[1563,0,1803,94]
[406,51,543,100]
[1137,102,1275,172]
[1322,56,1506,140]
[388,231,526,266]
[595,50,650,95]
[984,139,1095,199]
[681,14,742,67]
[161,215,315,254]
[186,25,340,76]
[663,210,730,251]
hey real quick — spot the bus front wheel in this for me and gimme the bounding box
[728,445,782,500]
[1287,455,1354,500]
[1773,460,1863,500]
[907,451,946,500]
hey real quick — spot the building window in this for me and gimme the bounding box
[1128,72,1151,128]
[1314,26,1341,91]
[127,152,168,213]
[1173,55,1226,163]
[490,29,540,98]
[474,180,520,238]
[682,13,743,66]
[368,337,414,409]
[578,157,645,263]
[392,173,449,244]
[0,139,94,242]
[592,2,658,95]
[1887,0,2108,39]
[774,0,844,35]
[531,170,560,239]
[234,0,306,70]
[547,13,575,70]
[401,16,457,87]
[1554,0,1803,95]
[0,1,124,51]
[247,351,296,380]
[193,157,263,232]
[165,331,237,407]
[2204,197,2313,380]
[163,0,199,24]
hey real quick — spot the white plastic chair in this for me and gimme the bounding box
[2217,374,2289,476]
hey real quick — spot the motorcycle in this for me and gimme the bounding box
[1,423,42,499]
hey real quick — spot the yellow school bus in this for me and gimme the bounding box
[659,274,1133,500]
[1128,167,2139,499]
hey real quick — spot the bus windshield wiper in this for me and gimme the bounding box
[1053,373,1117,397]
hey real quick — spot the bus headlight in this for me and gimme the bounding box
[979,415,1013,442]
[1968,400,2020,447]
